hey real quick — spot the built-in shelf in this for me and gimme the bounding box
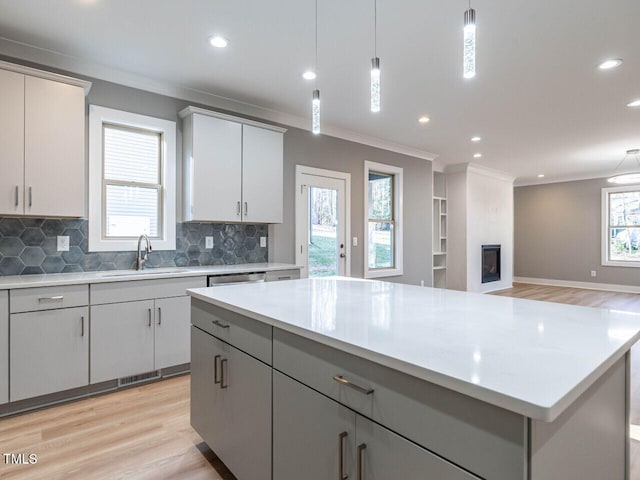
[432,172,447,289]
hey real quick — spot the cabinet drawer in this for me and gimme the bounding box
[10,284,88,313]
[191,298,272,365]
[265,269,300,282]
[91,276,206,305]
[273,329,526,480]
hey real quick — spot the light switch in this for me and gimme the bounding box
[352,237,358,247]
[260,237,267,248]
[205,236,214,249]
[57,236,70,252]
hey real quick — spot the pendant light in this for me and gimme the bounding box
[370,0,381,112]
[608,149,640,184]
[312,0,321,134]
[463,1,476,79]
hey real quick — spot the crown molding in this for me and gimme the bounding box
[444,162,515,183]
[0,36,437,162]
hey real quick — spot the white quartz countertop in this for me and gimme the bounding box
[0,263,300,289]
[187,277,640,421]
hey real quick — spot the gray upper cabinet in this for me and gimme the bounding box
[0,292,7,405]
[0,61,91,217]
[180,106,286,224]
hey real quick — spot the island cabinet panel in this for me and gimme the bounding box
[90,300,155,383]
[273,328,527,480]
[191,298,272,365]
[273,371,356,480]
[0,292,8,405]
[530,355,627,480]
[190,326,271,480]
[10,306,89,401]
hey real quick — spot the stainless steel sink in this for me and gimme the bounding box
[98,268,193,278]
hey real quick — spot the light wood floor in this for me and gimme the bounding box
[0,282,639,479]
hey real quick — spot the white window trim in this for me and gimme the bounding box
[364,160,403,278]
[601,184,640,267]
[89,105,176,252]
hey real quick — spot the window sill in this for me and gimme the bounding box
[602,260,640,268]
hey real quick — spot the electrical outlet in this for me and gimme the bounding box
[260,237,267,248]
[57,236,70,252]
[352,236,358,247]
[205,236,214,249]
[591,270,597,277]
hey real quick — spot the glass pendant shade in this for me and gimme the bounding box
[463,8,476,79]
[371,57,381,112]
[312,89,320,135]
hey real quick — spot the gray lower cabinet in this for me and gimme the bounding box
[191,326,271,480]
[273,371,477,480]
[155,296,190,369]
[90,300,156,383]
[91,296,192,383]
[0,291,7,404]
[10,306,89,401]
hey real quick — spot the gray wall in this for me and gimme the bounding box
[514,178,639,286]
[3,55,434,285]
[271,128,433,285]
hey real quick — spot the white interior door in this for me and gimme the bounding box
[295,166,351,278]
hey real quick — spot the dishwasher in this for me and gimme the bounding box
[207,272,267,287]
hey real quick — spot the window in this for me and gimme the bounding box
[602,185,640,267]
[89,105,176,252]
[364,161,403,278]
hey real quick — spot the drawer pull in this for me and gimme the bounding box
[339,432,349,480]
[38,295,64,303]
[278,276,292,280]
[214,355,221,384]
[220,358,228,389]
[333,375,374,395]
[357,444,366,480]
[212,319,230,329]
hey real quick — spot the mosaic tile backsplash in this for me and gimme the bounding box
[0,218,268,276]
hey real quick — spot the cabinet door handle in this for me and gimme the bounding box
[38,295,64,303]
[244,201,248,216]
[357,444,366,480]
[333,375,374,395]
[14,186,18,207]
[339,432,349,480]
[220,358,228,389]
[81,316,85,337]
[157,307,161,325]
[237,201,241,217]
[148,308,152,327]
[212,319,230,329]
[214,354,221,384]
[28,186,32,208]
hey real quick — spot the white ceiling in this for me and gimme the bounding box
[0,0,638,185]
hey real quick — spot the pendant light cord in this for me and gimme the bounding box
[374,0,377,57]
[315,0,318,89]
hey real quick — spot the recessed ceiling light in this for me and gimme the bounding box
[471,136,481,142]
[473,153,482,158]
[418,116,430,124]
[627,99,640,108]
[537,174,545,178]
[302,71,316,80]
[598,58,623,70]
[208,36,228,48]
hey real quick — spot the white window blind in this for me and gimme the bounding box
[103,125,162,238]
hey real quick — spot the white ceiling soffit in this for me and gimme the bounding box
[0,0,637,184]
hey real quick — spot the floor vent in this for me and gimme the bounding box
[118,371,160,387]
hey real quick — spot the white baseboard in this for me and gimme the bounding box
[513,276,640,294]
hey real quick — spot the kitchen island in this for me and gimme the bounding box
[188,277,640,480]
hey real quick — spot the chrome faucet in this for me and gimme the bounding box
[136,234,152,270]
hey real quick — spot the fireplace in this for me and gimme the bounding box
[482,245,501,283]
